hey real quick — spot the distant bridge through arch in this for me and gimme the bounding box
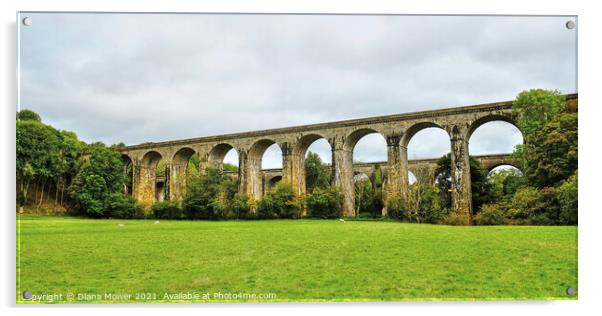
[118,94,577,225]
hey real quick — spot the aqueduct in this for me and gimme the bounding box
[118,94,577,224]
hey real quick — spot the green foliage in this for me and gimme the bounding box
[68,145,126,217]
[474,203,509,225]
[223,163,238,172]
[152,201,183,219]
[305,151,331,192]
[435,154,492,212]
[16,119,63,206]
[405,184,449,224]
[508,186,561,225]
[185,153,200,177]
[17,109,42,122]
[256,183,301,219]
[441,212,470,226]
[523,113,578,188]
[488,167,525,203]
[107,193,144,219]
[182,168,236,219]
[305,187,343,218]
[558,172,578,225]
[155,159,166,177]
[231,193,252,219]
[386,196,407,220]
[512,89,565,137]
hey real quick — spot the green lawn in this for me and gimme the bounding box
[16,216,577,303]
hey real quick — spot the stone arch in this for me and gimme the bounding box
[403,121,450,188]
[138,150,165,204]
[486,162,523,174]
[208,143,239,170]
[248,139,281,200]
[170,147,196,201]
[344,128,387,216]
[467,115,523,158]
[466,114,519,141]
[121,154,134,195]
[346,128,386,153]
[266,175,282,194]
[401,121,448,149]
[291,133,332,195]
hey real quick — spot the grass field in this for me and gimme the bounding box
[16,216,577,303]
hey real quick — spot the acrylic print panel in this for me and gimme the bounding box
[16,12,578,303]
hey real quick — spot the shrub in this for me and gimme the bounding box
[305,187,343,219]
[152,201,182,219]
[474,203,509,225]
[508,186,560,225]
[558,172,578,225]
[231,193,252,219]
[256,183,301,219]
[400,185,449,224]
[256,194,278,219]
[441,212,467,225]
[106,193,144,219]
[181,168,235,220]
[386,196,407,220]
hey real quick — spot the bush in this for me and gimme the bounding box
[256,183,301,219]
[182,168,236,220]
[474,203,509,225]
[409,185,448,224]
[106,193,144,219]
[152,201,182,219]
[508,186,560,225]
[305,187,343,219]
[558,172,578,225]
[386,196,407,220]
[231,193,252,219]
[256,194,278,219]
[441,212,469,226]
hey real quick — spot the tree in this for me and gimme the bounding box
[68,144,126,217]
[488,167,525,203]
[305,187,343,218]
[181,168,238,219]
[405,184,447,224]
[512,89,565,137]
[305,151,331,192]
[435,154,492,213]
[16,119,62,209]
[524,113,577,188]
[558,171,578,225]
[17,109,42,122]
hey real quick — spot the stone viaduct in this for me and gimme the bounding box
[118,94,577,225]
[244,153,521,196]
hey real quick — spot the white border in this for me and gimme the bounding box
[2,1,600,315]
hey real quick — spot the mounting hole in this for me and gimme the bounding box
[565,20,575,29]
[566,287,576,296]
[22,291,32,299]
[22,17,32,26]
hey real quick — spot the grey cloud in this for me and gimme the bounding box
[19,13,576,168]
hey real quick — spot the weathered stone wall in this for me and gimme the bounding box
[118,94,576,224]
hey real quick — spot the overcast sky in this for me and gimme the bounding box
[19,13,577,168]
